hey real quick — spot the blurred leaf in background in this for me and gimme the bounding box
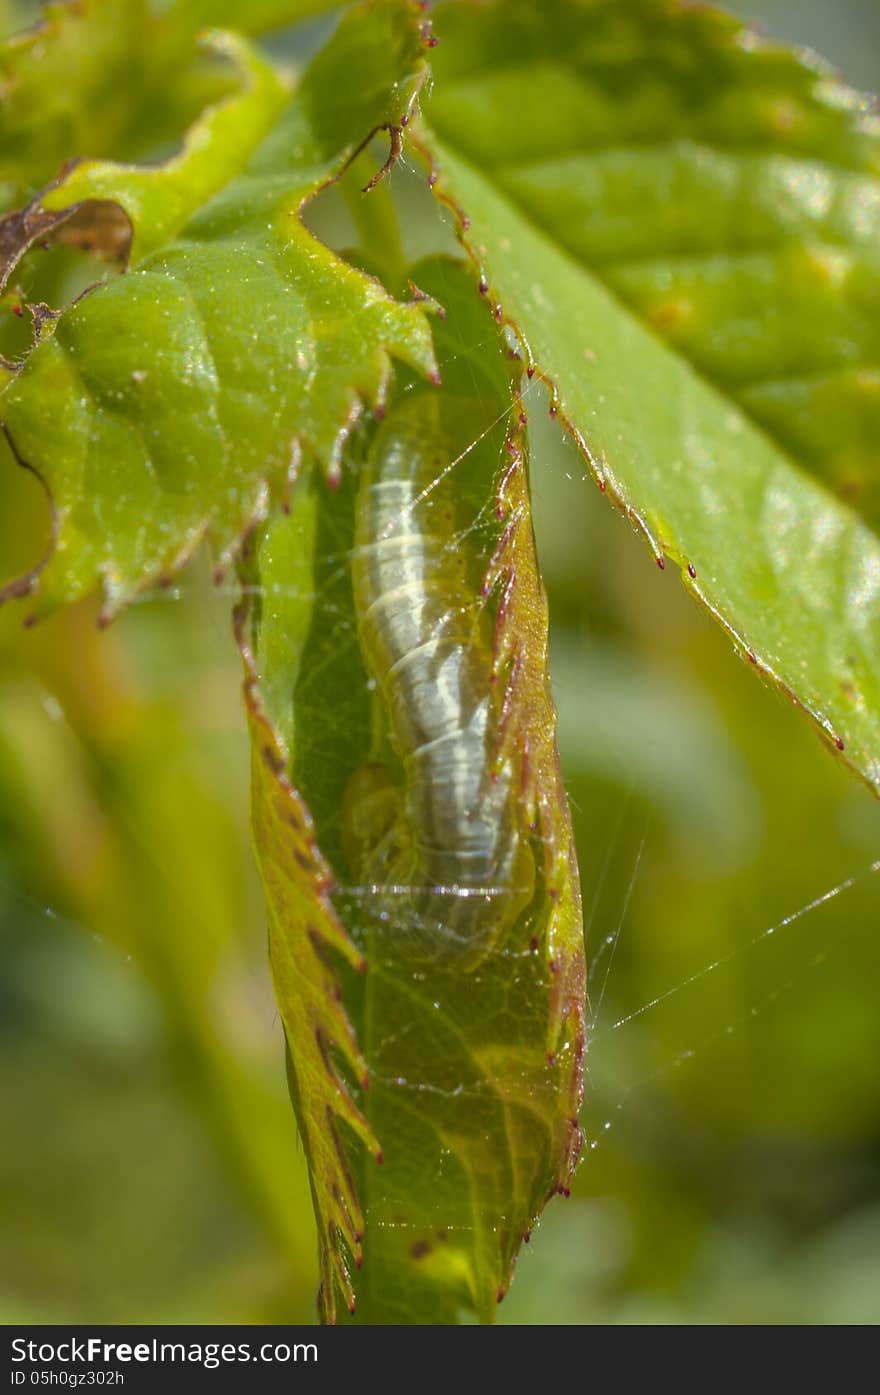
[1,0,879,1326]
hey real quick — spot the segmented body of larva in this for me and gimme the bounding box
[348,391,533,962]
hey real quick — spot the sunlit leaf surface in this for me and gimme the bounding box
[0,2,436,618]
[420,0,880,792]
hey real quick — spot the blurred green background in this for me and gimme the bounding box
[1,1,879,1325]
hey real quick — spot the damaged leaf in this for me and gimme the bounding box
[0,1,437,619]
[241,257,585,1323]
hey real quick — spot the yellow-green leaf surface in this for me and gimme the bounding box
[0,0,343,202]
[0,1,437,619]
[421,0,880,791]
[242,257,585,1322]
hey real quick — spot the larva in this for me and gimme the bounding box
[347,388,534,962]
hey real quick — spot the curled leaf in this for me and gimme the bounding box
[242,258,585,1323]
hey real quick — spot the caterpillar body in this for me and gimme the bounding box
[347,390,533,963]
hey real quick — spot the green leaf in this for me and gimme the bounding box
[0,0,343,202]
[0,1,437,619]
[241,257,585,1322]
[33,30,291,264]
[0,0,157,197]
[419,0,880,792]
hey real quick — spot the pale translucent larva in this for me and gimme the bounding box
[348,390,533,962]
